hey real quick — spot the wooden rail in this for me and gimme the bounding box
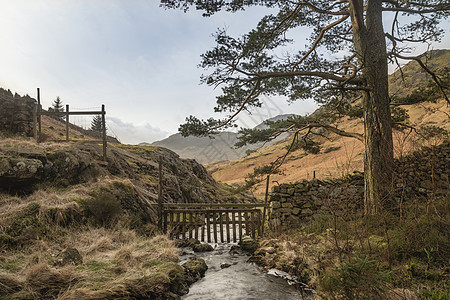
[33,88,107,161]
[160,204,267,243]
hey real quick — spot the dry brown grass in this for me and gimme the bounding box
[386,288,419,300]
[0,272,23,296]
[0,176,180,299]
[1,226,178,298]
[26,264,79,297]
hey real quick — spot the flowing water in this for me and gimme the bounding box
[179,243,315,300]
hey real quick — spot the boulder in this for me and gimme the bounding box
[192,243,214,252]
[55,248,83,266]
[239,236,259,253]
[182,257,208,285]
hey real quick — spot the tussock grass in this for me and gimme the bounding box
[26,264,79,298]
[0,177,181,299]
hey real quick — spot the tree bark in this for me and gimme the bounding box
[350,0,394,214]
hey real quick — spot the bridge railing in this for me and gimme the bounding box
[159,203,269,243]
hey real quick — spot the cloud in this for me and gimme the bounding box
[106,116,169,144]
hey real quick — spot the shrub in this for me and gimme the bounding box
[388,198,449,264]
[320,254,391,300]
[81,190,122,227]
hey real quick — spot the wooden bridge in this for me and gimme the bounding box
[160,203,269,243]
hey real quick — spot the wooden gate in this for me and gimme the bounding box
[162,203,269,243]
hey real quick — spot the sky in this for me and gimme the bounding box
[1,1,449,144]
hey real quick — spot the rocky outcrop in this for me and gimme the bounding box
[0,143,229,205]
[0,145,101,194]
[0,89,36,137]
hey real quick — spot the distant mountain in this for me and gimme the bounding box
[148,132,247,164]
[147,114,297,164]
[254,114,297,130]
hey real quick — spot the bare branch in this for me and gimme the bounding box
[349,0,364,31]
[392,52,449,104]
[382,4,450,13]
[310,123,364,141]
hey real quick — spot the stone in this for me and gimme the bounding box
[182,257,208,285]
[259,246,276,254]
[420,180,433,190]
[192,243,214,252]
[271,201,281,209]
[292,208,301,215]
[239,236,259,253]
[303,208,314,215]
[282,202,293,208]
[55,247,83,266]
[220,263,232,269]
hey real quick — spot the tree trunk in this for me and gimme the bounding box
[350,0,394,214]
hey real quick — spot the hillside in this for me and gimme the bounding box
[0,83,260,299]
[389,49,450,96]
[207,49,450,198]
[0,130,251,298]
[0,87,122,145]
[149,114,296,164]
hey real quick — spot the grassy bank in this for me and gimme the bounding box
[253,195,449,299]
[0,179,188,299]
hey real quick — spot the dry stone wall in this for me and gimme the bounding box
[0,89,36,137]
[269,142,449,228]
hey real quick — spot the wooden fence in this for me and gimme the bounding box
[160,203,269,243]
[33,88,107,160]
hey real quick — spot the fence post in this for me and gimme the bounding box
[101,104,107,161]
[37,88,41,135]
[262,174,270,236]
[158,156,164,231]
[33,103,38,141]
[65,104,69,142]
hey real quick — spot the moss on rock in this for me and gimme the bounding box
[182,257,208,285]
[240,236,259,253]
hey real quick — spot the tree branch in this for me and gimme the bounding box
[211,79,261,130]
[255,70,362,85]
[309,123,364,141]
[291,15,349,72]
[349,0,364,31]
[382,5,450,13]
[391,52,449,104]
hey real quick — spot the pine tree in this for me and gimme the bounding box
[48,96,64,120]
[91,115,104,133]
[49,96,64,113]
[162,1,449,215]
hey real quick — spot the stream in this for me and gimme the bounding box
[179,243,315,300]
